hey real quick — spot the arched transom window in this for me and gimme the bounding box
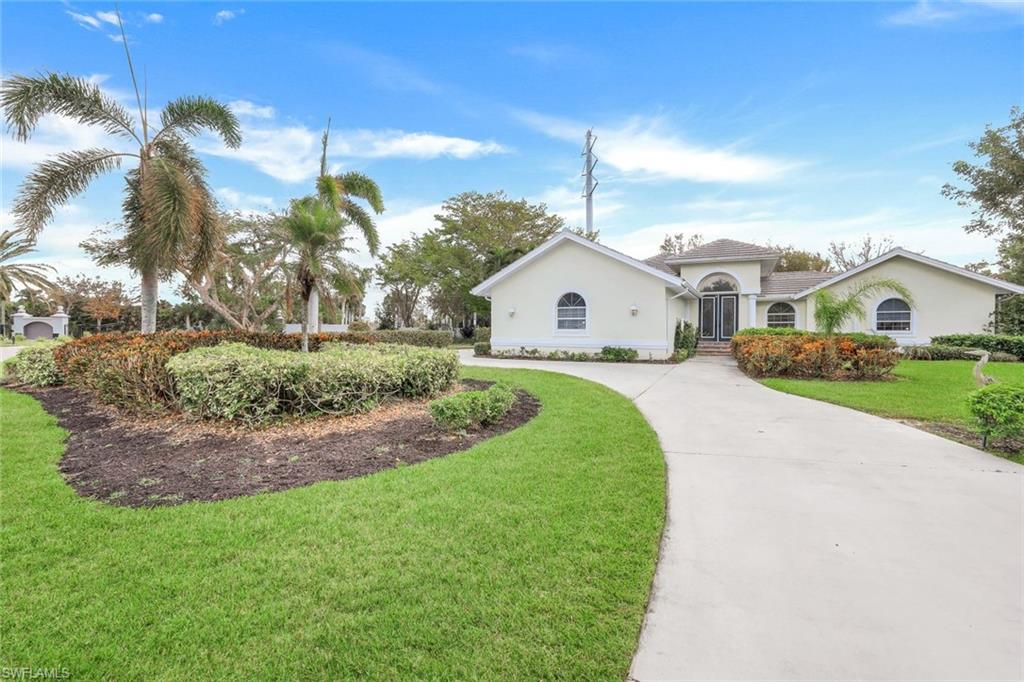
[766,302,796,328]
[556,292,587,330]
[698,274,739,292]
[875,298,912,332]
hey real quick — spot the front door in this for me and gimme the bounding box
[699,295,739,341]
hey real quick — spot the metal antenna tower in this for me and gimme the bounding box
[581,129,598,233]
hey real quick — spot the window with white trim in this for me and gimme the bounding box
[766,302,796,328]
[556,292,587,330]
[875,297,912,332]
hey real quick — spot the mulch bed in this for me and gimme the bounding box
[19,380,540,508]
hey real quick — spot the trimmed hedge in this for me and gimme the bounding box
[732,333,899,379]
[4,341,64,387]
[167,342,459,423]
[902,344,1018,362]
[598,346,639,362]
[474,341,491,356]
[931,334,1024,360]
[51,329,452,413]
[473,326,491,343]
[967,383,1024,446]
[429,383,516,432]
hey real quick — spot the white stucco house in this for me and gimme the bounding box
[470,231,1024,360]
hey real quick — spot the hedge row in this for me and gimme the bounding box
[732,333,899,379]
[902,344,1018,363]
[931,334,1024,360]
[167,343,459,423]
[38,329,449,413]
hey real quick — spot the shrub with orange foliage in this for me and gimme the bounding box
[731,333,898,380]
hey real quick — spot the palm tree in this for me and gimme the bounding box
[301,120,383,332]
[279,201,352,352]
[1,13,240,333]
[0,229,57,337]
[814,278,915,335]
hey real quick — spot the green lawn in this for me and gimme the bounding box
[762,360,1024,424]
[1,367,665,679]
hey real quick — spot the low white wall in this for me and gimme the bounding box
[283,323,349,334]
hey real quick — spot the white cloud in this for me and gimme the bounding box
[215,187,276,214]
[517,111,798,183]
[318,44,441,94]
[66,11,102,30]
[333,130,508,160]
[144,13,164,24]
[199,109,508,182]
[214,9,243,25]
[228,100,276,119]
[882,0,1024,26]
[95,10,121,26]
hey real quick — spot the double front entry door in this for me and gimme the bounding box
[699,294,738,341]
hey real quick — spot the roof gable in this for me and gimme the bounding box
[667,238,780,263]
[470,230,686,297]
[792,248,1024,298]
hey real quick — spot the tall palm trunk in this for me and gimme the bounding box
[307,288,319,335]
[300,292,310,353]
[140,266,159,333]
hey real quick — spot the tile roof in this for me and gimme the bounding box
[760,270,837,296]
[670,238,781,261]
[642,253,676,275]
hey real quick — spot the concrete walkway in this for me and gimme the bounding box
[460,350,1024,681]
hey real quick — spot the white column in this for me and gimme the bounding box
[747,294,757,329]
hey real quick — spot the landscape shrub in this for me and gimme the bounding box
[474,341,491,356]
[902,344,1018,362]
[931,334,1024,360]
[347,320,371,332]
[168,343,459,423]
[967,383,1024,447]
[4,341,64,386]
[675,320,697,353]
[52,329,453,413]
[732,333,899,380]
[473,326,491,343]
[598,346,639,362]
[429,383,516,432]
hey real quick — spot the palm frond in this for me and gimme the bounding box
[335,172,385,214]
[156,96,241,148]
[316,175,342,212]
[0,228,56,301]
[339,200,381,255]
[1,73,139,143]
[12,148,133,236]
[137,157,201,270]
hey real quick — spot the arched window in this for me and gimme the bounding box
[875,298,912,332]
[699,274,739,292]
[556,292,587,330]
[766,302,796,328]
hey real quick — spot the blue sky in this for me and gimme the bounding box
[2,1,1022,310]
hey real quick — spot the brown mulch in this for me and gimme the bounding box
[899,418,1024,457]
[20,380,540,508]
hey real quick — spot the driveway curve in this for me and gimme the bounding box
[460,350,1024,681]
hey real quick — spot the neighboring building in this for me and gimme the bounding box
[11,306,70,340]
[470,231,1024,359]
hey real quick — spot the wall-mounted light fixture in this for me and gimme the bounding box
[630,304,639,316]
[508,307,516,317]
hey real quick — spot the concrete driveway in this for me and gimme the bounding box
[460,351,1024,681]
